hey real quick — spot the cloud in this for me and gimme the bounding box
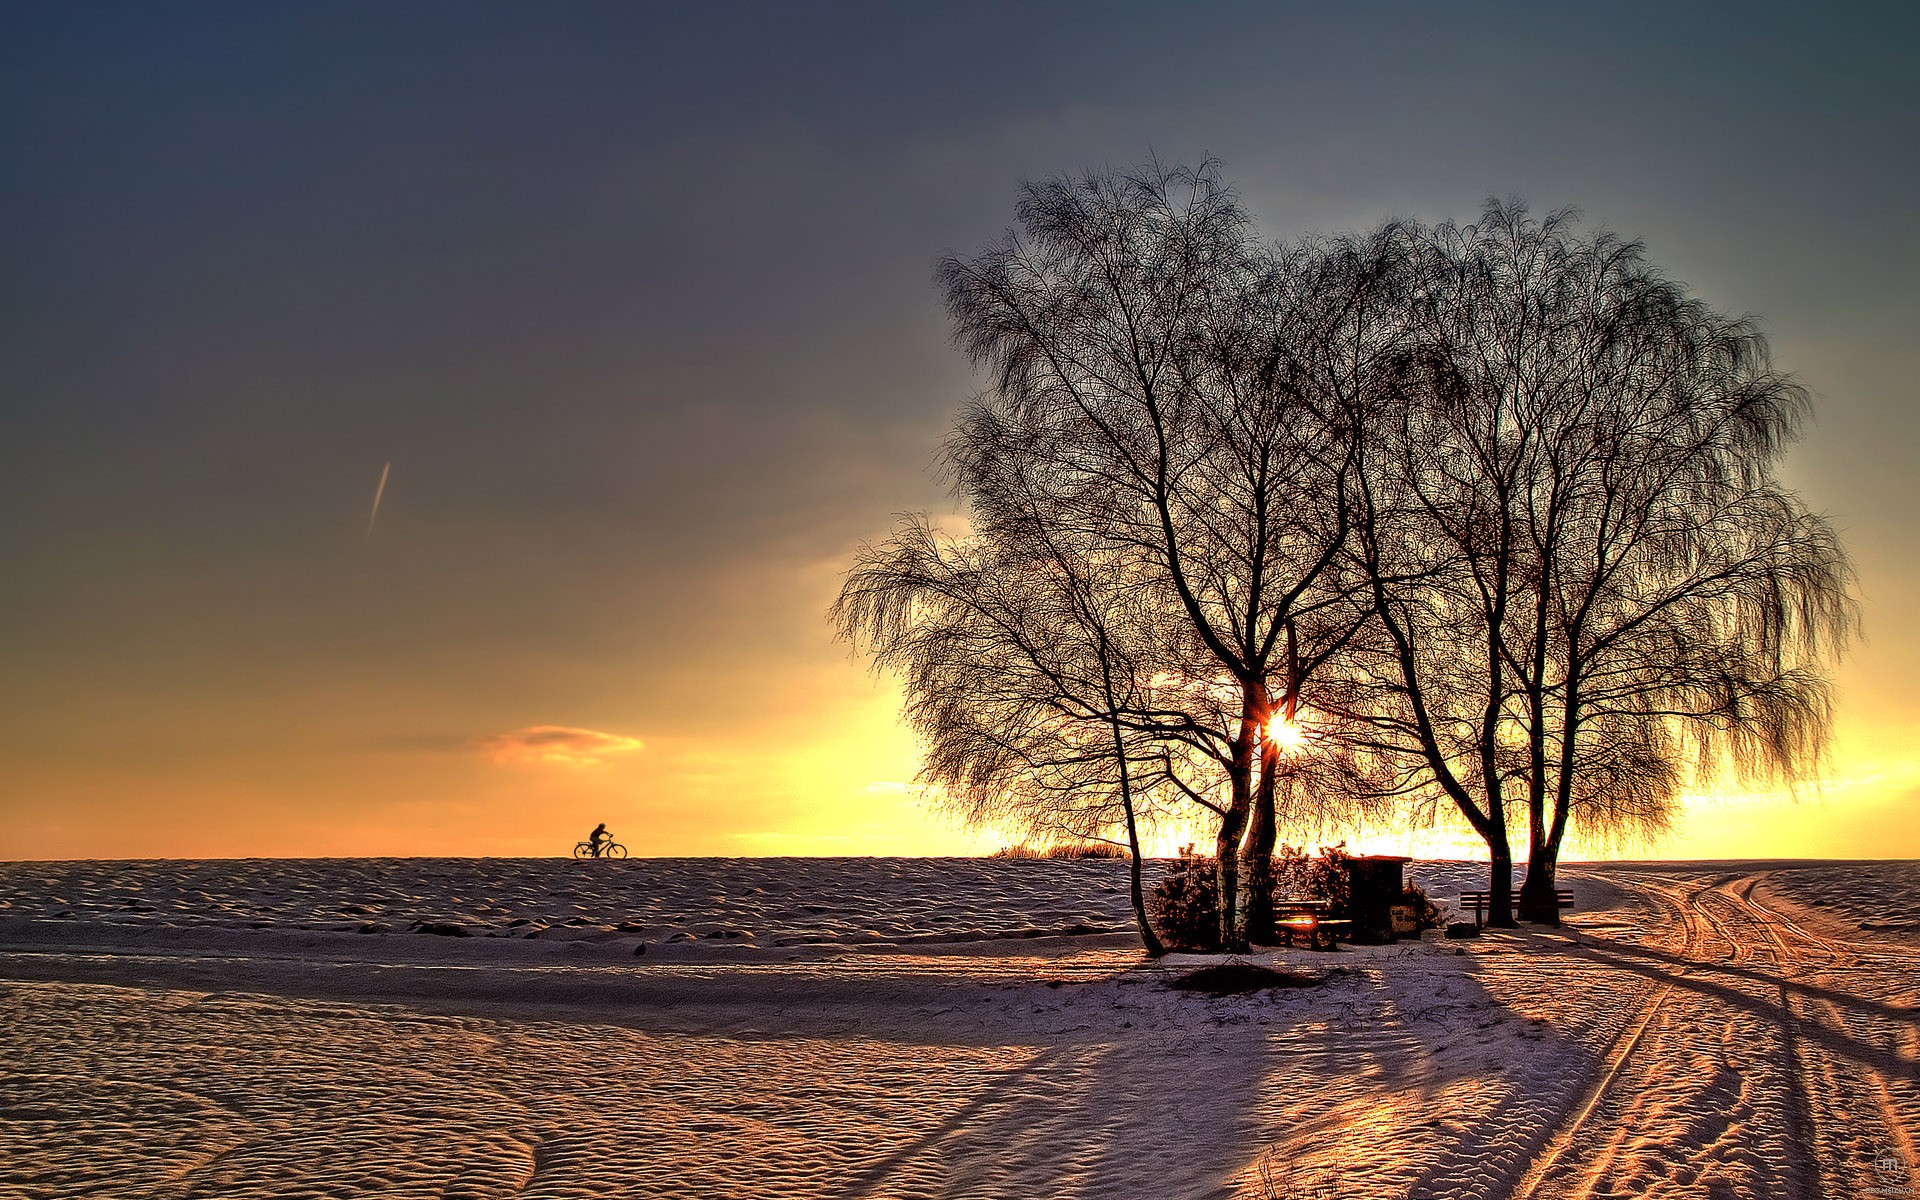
[477,725,645,767]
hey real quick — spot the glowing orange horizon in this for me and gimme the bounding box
[1,647,1914,862]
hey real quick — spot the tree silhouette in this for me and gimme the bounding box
[840,163,1854,942]
[928,161,1382,948]
[834,500,1182,954]
[1342,201,1855,921]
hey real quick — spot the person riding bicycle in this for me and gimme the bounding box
[587,822,611,855]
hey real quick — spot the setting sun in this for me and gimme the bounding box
[1266,716,1309,754]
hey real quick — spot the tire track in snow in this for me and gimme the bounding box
[1507,873,1701,1200]
[1724,875,1920,1199]
[1693,876,1824,1200]
[1522,870,1916,1200]
[1510,871,1844,1199]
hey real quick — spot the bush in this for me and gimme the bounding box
[988,845,1045,859]
[1147,851,1221,949]
[1402,882,1445,932]
[1274,842,1353,911]
[1147,844,1438,949]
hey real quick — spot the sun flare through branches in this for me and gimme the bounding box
[1265,716,1309,755]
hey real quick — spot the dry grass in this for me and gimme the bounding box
[989,843,1130,860]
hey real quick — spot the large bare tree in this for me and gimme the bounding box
[833,496,1188,954]
[1343,202,1855,922]
[930,161,1380,947]
[842,168,1851,943]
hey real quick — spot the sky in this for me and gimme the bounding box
[3,2,1917,860]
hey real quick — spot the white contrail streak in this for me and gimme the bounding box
[367,460,391,537]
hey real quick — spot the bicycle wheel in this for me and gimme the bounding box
[605,843,628,859]
[572,842,594,859]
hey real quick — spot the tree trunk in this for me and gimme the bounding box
[1241,740,1281,944]
[1241,626,1296,946]
[1525,683,1580,927]
[1116,731,1166,957]
[1126,834,1165,956]
[1214,787,1250,951]
[1214,689,1262,951]
[1486,842,1518,928]
[1519,761,1559,925]
[1518,847,1558,925]
[1521,770,1574,926]
[1521,709,1555,925]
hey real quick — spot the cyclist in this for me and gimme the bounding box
[587,822,611,856]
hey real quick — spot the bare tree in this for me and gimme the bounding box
[842,169,1847,945]
[833,506,1185,955]
[931,160,1380,948]
[1343,201,1855,922]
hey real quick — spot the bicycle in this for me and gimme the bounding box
[572,840,628,859]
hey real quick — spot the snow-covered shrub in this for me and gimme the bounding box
[1275,842,1353,911]
[1402,882,1445,931]
[1147,851,1221,949]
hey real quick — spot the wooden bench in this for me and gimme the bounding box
[1271,899,1349,950]
[1461,888,1574,927]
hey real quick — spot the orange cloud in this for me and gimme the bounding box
[477,725,645,767]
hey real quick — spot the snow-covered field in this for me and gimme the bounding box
[1756,860,1920,940]
[0,858,1914,1198]
[0,856,1499,948]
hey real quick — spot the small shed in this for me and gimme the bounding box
[1345,855,1412,943]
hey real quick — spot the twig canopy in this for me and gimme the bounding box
[836,165,1854,942]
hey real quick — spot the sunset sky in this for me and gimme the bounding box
[3,3,1916,860]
